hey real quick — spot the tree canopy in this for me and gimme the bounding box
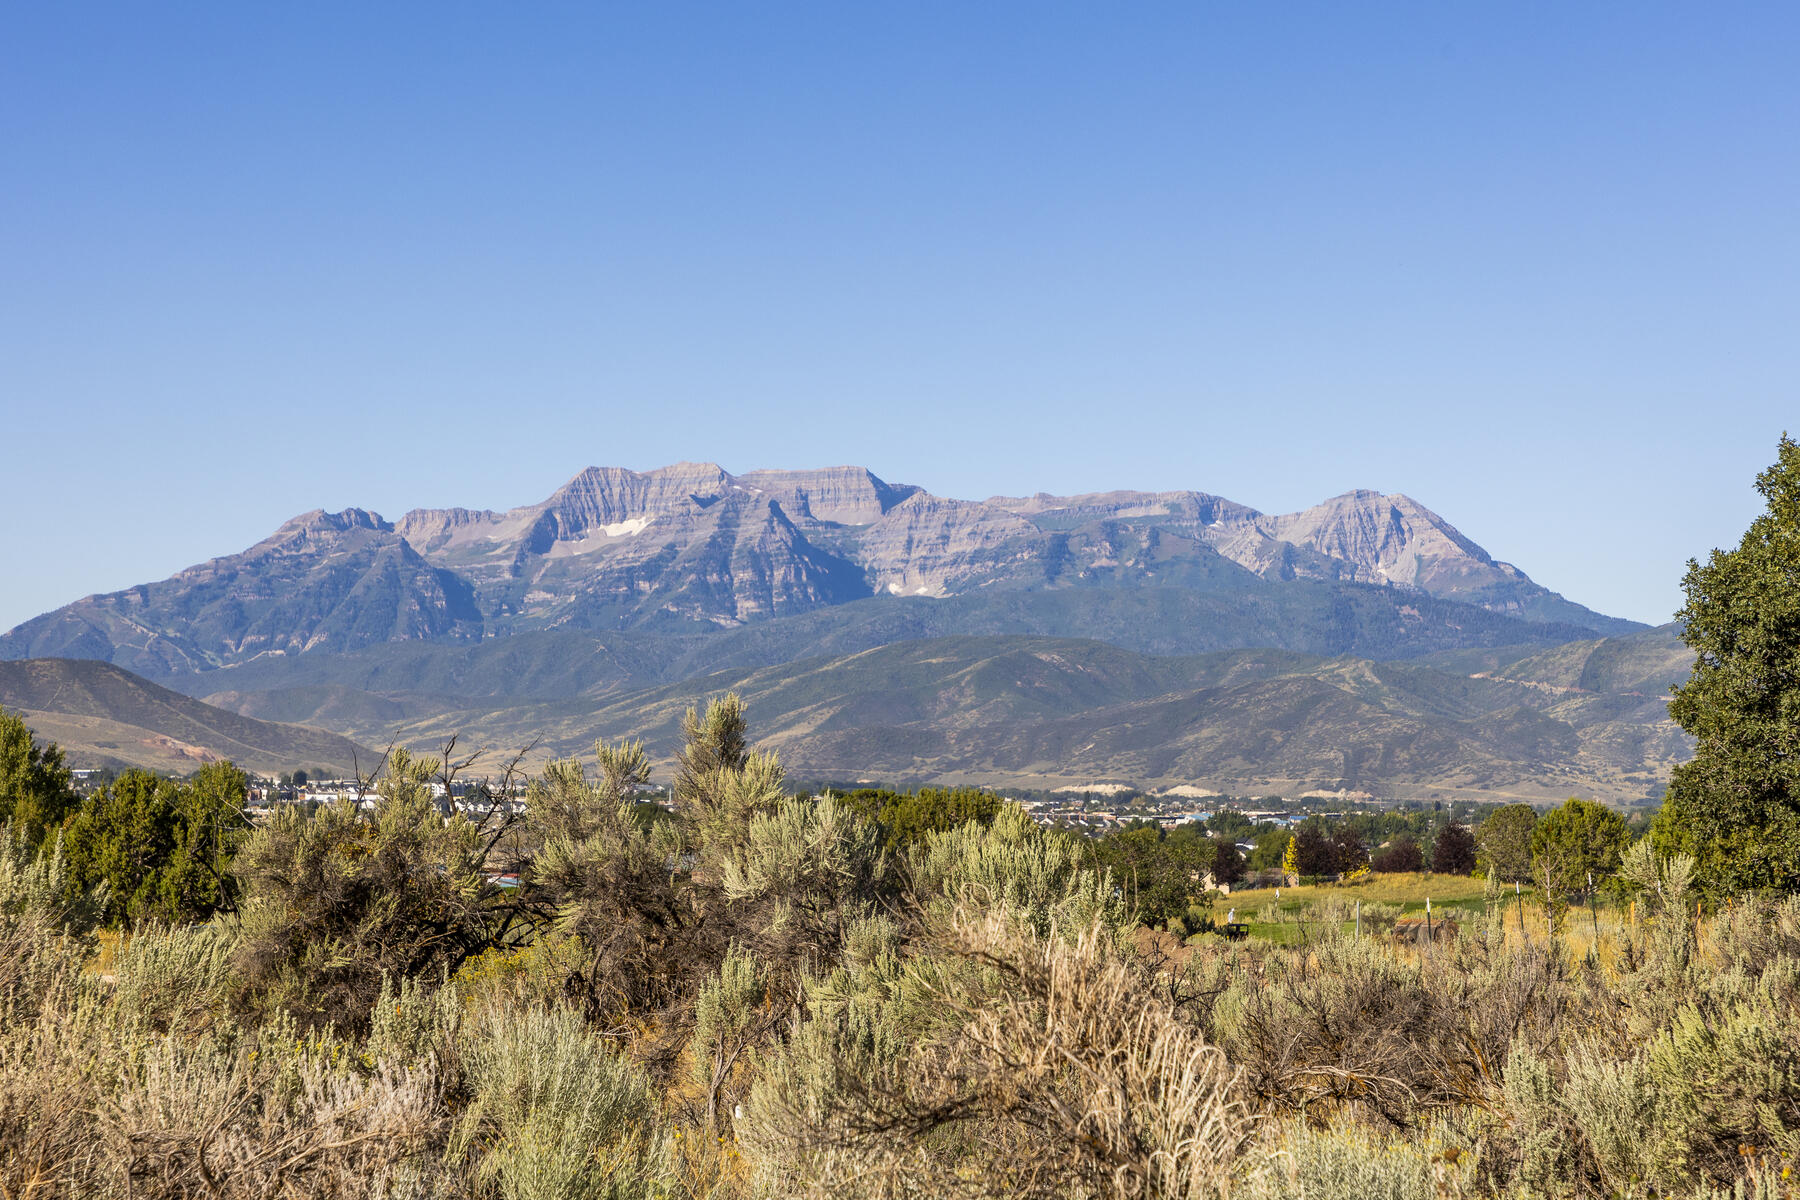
[1088,823,1214,929]
[1431,822,1478,876]
[1531,798,1628,901]
[1477,804,1539,883]
[0,706,77,849]
[62,762,248,927]
[1370,835,1422,873]
[1656,435,1800,893]
[839,785,1003,850]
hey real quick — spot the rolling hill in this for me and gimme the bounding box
[0,658,374,776]
[206,629,1691,805]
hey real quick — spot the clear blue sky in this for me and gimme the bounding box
[3,3,1795,630]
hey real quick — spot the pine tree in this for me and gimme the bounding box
[1655,435,1800,893]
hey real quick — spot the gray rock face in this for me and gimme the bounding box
[1,463,1640,677]
[1254,490,1516,593]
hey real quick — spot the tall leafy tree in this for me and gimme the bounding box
[1209,836,1246,885]
[1477,804,1539,882]
[1431,822,1478,876]
[1247,828,1291,872]
[1656,435,1800,893]
[1531,798,1628,900]
[1089,823,1212,928]
[1332,825,1367,872]
[0,707,77,848]
[1371,836,1423,873]
[1288,821,1339,877]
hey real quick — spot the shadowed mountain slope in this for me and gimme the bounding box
[0,658,374,775]
[213,632,1687,806]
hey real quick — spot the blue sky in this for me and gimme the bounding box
[3,3,1795,629]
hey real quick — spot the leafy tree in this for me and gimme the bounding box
[1203,811,1257,842]
[0,707,77,848]
[1288,822,1339,877]
[1656,435,1800,893]
[1531,798,1628,900]
[1431,822,1478,876]
[1247,829,1291,872]
[1476,804,1539,882]
[1209,836,1246,886]
[1332,825,1366,872]
[1089,824,1211,928]
[1370,836,1423,873]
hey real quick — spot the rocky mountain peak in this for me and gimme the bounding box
[733,465,919,525]
[542,463,734,535]
[1257,490,1508,592]
[277,508,394,535]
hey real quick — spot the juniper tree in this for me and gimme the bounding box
[1477,803,1539,883]
[0,708,76,850]
[1656,435,1800,893]
[61,762,247,927]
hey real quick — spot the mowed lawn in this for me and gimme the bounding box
[1203,872,1515,944]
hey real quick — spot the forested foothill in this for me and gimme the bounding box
[1,439,1799,1198]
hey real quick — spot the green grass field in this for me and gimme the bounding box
[1202,872,1523,944]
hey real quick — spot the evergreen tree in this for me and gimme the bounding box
[62,762,248,927]
[0,707,77,848]
[1656,435,1800,893]
[63,769,179,926]
[1476,804,1539,882]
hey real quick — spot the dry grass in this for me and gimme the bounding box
[88,928,126,976]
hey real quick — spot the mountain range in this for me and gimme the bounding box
[1,464,1685,800]
[0,464,1637,676]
